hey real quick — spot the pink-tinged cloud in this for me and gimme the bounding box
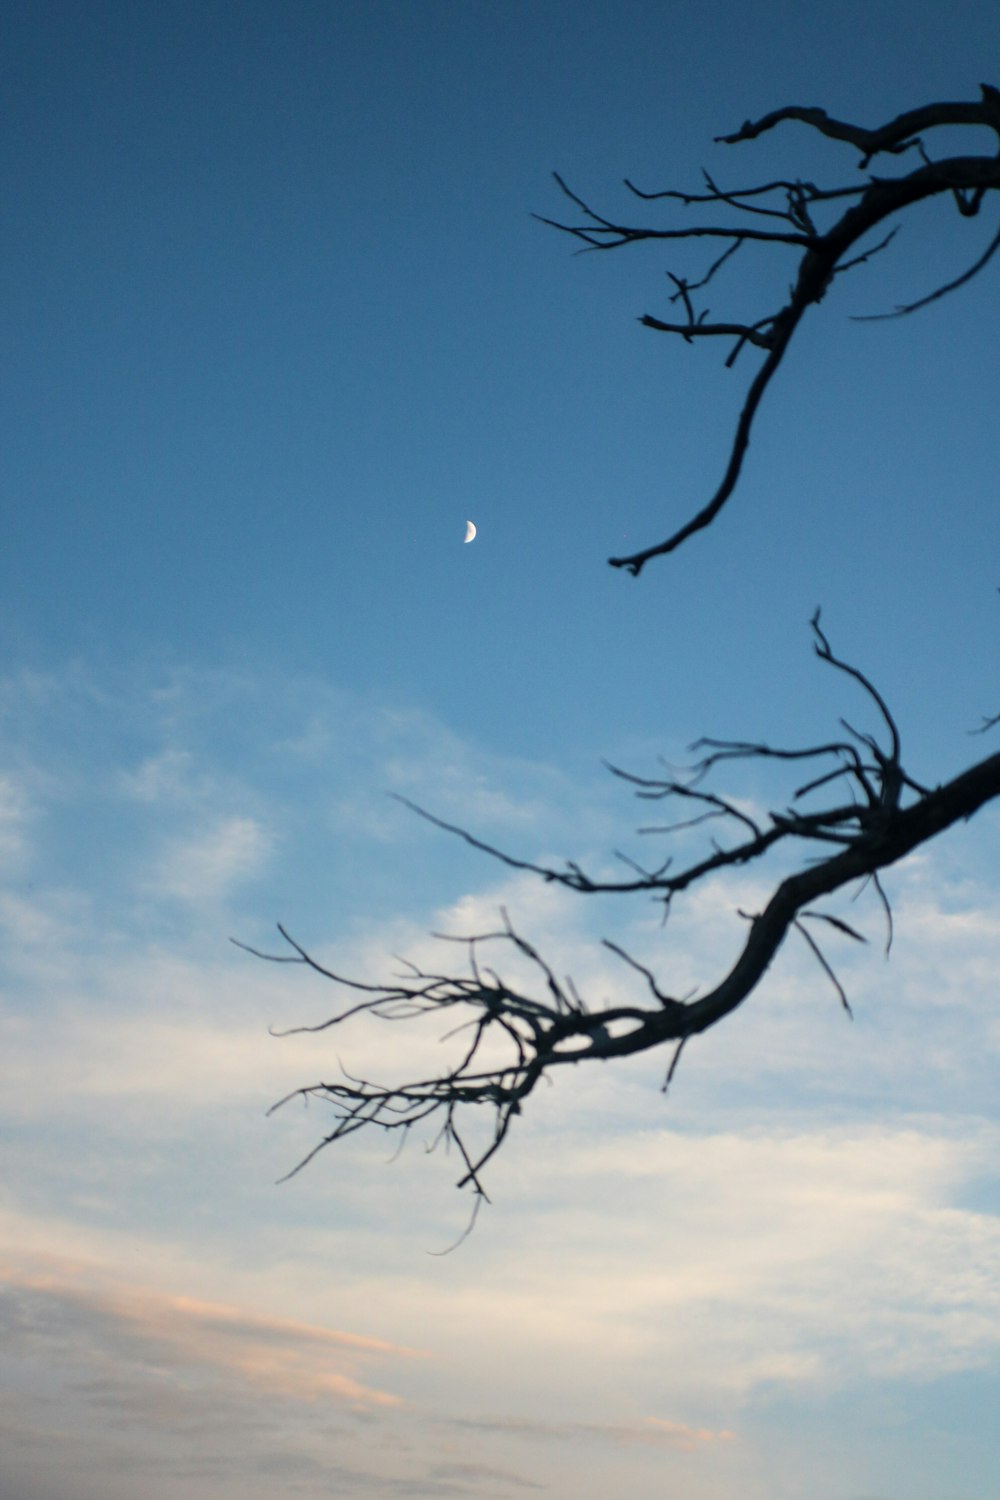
[1,1256,426,1410]
[637,1417,737,1450]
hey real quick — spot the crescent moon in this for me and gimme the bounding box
[464,520,477,544]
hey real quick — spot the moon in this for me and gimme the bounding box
[464,520,477,544]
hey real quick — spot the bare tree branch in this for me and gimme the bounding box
[852,218,1000,320]
[715,88,1000,166]
[537,86,1000,575]
[244,621,1000,1201]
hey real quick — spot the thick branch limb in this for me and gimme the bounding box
[716,87,1000,165]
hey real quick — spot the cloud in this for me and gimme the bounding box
[639,1417,737,1449]
[326,699,594,851]
[0,886,84,956]
[447,1414,735,1451]
[0,1254,423,1409]
[150,813,273,903]
[426,1459,545,1491]
[5,834,999,1389]
[117,748,198,804]
[0,772,34,866]
[466,1117,1000,1396]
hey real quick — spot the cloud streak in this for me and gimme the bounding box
[1,1254,424,1409]
[448,1414,736,1450]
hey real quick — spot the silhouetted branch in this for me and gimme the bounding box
[715,89,1000,166]
[538,86,1000,575]
[853,218,1000,320]
[244,620,1000,1200]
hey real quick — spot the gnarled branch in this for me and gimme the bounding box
[539,86,1000,575]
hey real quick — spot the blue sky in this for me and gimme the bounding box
[2,2,999,1497]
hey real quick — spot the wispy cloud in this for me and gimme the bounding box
[0,772,34,866]
[448,1414,736,1450]
[1,1254,423,1409]
[117,747,199,804]
[149,813,273,903]
[424,1458,545,1491]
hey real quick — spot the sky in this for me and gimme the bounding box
[2,1,999,1496]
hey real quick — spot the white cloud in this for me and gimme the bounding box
[117,748,197,804]
[150,814,273,903]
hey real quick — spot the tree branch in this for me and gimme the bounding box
[244,621,1000,1201]
[715,87,1000,166]
[538,87,1000,575]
